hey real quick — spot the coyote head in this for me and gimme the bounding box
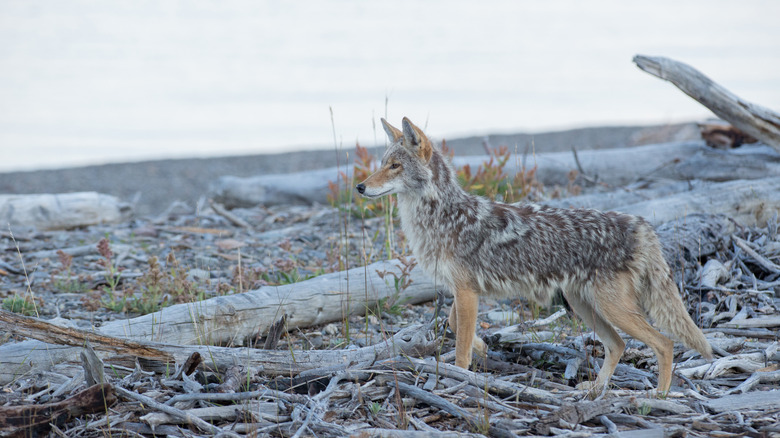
[355,117,435,198]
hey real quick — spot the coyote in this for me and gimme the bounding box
[356,117,713,393]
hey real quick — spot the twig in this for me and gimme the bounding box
[209,200,252,229]
[396,381,473,422]
[164,388,307,406]
[115,386,238,437]
[730,370,780,394]
[570,146,599,185]
[264,314,287,349]
[384,356,560,405]
[733,235,780,273]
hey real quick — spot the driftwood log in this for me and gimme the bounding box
[0,309,440,381]
[0,192,132,231]
[634,55,780,152]
[210,141,780,209]
[0,259,437,384]
[546,176,780,227]
[0,214,729,384]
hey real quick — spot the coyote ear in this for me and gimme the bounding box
[401,117,433,163]
[381,118,403,142]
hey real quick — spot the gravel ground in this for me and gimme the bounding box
[0,123,698,216]
[4,122,780,437]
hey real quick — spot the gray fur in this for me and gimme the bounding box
[359,118,713,388]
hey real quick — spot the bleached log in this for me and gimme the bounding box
[0,192,132,231]
[0,259,438,384]
[634,55,780,153]
[210,140,780,208]
[546,177,780,227]
[210,169,351,208]
[0,319,439,385]
[704,389,780,413]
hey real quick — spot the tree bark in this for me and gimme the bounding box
[634,55,780,153]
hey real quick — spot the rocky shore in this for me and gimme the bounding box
[2,122,780,437]
[0,123,698,216]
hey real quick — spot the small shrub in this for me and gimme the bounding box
[50,250,88,293]
[3,295,42,316]
[453,144,543,203]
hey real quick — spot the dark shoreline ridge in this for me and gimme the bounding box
[0,123,698,215]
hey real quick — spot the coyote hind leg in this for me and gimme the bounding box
[565,290,626,394]
[596,273,675,393]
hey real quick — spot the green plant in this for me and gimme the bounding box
[369,401,382,415]
[2,295,41,316]
[637,403,651,416]
[248,258,325,287]
[449,144,542,203]
[97,237,122,296]
[375,255,417,315]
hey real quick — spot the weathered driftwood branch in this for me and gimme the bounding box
[547,177,780,227]
[387,356,561,406]
[95,259,437,345]
[0,192,132,231]
[0,259,438,383]
[634,55,780,152]
[0,307,440,385]
[211,140,780,209]
[0,309,174,362]
[0,383,115,437]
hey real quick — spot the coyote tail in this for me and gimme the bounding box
[640,234,713,359]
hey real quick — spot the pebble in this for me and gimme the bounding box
[0,202,401,326]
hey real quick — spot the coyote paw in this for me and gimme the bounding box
[472,336,487,356]
[575,381,607,399]
[575,380,598,391]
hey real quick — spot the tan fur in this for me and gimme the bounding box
[357,118,712,394]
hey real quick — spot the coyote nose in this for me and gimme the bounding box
[355,183,366,194]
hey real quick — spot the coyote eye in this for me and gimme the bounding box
[390,163,401,169]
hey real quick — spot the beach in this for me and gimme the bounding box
[0,123,697,216]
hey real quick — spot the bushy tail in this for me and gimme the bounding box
[639,231,713,359]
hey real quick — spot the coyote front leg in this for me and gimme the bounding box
[452,286,486,368]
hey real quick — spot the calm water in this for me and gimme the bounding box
[1,0,779,172]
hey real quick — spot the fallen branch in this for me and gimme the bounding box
[0,383,115,437]
[548,177,780,227]
[0,259,438,384]
[634,55,780,153]
[116,386,237,437]
[0,309,440,384]
[385,356,561,406]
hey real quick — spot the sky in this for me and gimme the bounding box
[1,0,779,171]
